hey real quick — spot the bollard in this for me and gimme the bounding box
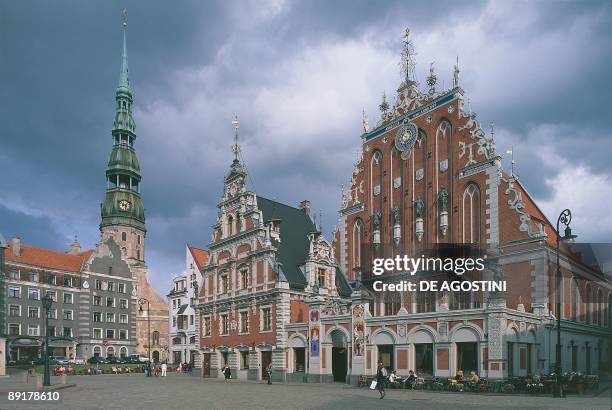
[35,374,43,389]
[60,373,67,385]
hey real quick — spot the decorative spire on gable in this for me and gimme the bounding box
[225,114,246,185]
[452,56,460,88]
[232,114,240,161]
[399,27,417,87]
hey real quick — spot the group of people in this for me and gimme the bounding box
[375,364,420,398]
[453,369,480,391]
[374,362,481,399]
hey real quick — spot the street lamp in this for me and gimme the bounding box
[41,292,53,387]
[554,209,577,398]
[138,298,152,377]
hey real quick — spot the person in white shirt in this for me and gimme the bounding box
[161,362,167,377]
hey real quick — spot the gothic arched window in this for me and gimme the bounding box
[462,183,481,243]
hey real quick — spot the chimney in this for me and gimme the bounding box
[68,235,81,255]
[299,200,311,216]
[12,237,21,256]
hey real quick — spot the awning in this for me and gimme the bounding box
[176,304,188,315]
[48,339,75,348]
[9,338,41,347]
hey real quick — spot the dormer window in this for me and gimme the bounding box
[317,268,327,289]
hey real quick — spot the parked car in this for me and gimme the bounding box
[87,356,108,364]
[49,356,70,365]
[106,356,127,364]
[69,358,86,365]
[126,355,149,364]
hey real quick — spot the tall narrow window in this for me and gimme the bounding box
[227,215,234,237]
[240,269,248,289]
[462,184,481,243]
[352,219,363,272]
[317,268,326,288]
[571,278,578,321]
[585,283,592,324]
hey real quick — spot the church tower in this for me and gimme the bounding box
[100,24,146,264]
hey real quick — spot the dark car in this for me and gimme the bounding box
[106,356,127,364]
[87,356,108,364]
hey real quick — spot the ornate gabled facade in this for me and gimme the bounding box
[324,28,611,383]
[196,119,350,381]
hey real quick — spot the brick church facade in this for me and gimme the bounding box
[196,29,611,383]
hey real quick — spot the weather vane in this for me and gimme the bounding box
[231,115,241,159]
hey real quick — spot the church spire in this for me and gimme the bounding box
[117,9,131,96]
[100,14,146,261]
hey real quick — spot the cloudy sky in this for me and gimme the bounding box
[2,0,611,295]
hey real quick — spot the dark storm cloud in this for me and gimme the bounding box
[1,0,611,294]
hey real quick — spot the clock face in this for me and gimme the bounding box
[118,200,131,211]
[394,123,418,160]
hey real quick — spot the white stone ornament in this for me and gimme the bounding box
[439,159,448,172]
[373,185,381,196]
[82,280,89,289]
[393,177,401,189]
[416,168,424,181]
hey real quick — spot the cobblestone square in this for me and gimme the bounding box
[0,373,610,410]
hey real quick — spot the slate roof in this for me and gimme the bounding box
[256,196,352,295]
[257,197,316,290]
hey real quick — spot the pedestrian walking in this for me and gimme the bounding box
[161,362,167,377]
[223,365,231,382]
[376,361,388,399]
[266,363,273,385]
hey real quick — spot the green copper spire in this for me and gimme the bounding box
[117,29,131,95]
[100,25,145,234]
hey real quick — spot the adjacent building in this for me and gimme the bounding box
[3,236,136,361]
[168,245,208,365]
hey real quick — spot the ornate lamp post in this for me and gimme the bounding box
[554,209,577,398]
[138,297,151,377]
[41,292,53,386]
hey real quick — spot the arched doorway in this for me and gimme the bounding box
[330,329,348,382]
[452,327,480,375]
[152,350,160,363]
[373,331,395,372]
